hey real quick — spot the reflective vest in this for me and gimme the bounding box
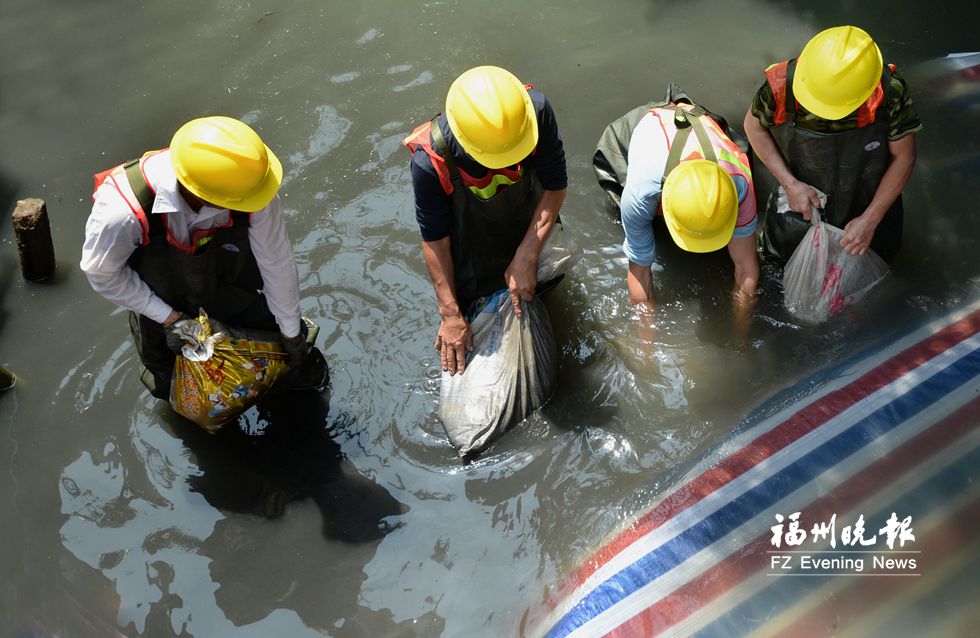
[645,104,754,216]
[402,117,544,311]
[402,120,526,200]
[764,59,895,128]
[93,149,239,255]
[91,149,275,328]
[593,83,751,211]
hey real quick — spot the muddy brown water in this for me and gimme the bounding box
[1,1,978,636]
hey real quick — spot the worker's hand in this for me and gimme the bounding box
[784,180,823,221]
[163,312,191,355]
[435,314,473,375]
[504,255,537,317]
[281,328,311,371]
[840,214,877,256]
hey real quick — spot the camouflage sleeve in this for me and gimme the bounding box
[749,81,778,129]
[886,67,923,141]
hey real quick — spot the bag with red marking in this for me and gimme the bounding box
[782,211,889,323]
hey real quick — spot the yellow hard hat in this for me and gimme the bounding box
[793,25,883,120]
[170,116,283,212]
[661,160,738,253]
[445,66,538,169]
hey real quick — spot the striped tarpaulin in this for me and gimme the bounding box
[532,303,980,638]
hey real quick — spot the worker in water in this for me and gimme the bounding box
[743,25,922,262]
[403,66,568,375]
[81,116,328,400]
[594,85,759,315]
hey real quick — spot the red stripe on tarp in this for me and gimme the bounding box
[570,311,980,590]
[604,396,980,637]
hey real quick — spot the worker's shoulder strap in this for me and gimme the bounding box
[121,158,165,238]
[785,59,800,120]
[123,159,249,243]
[429,116,462,184]
[122,158,155,217]
[229,212,251,239]
[662,104,718,178]
[593,83,732,206]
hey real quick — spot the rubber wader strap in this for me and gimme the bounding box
[663,106,718,178]
[786,59,799,122]
[122,158,167,239]
[123,159,156,216]
[430,117,463,182]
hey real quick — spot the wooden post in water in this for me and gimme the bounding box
[0,364,14,391]
[12,198,56,281]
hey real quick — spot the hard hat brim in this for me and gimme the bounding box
[792,72,880,121]
[233,146,282,212]
[662,161,739,253]
[664,207,737,253]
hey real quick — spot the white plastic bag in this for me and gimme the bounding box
[438,291,556,457]
[437,227,578,457]
[783,211,889,323]
[776,184,828,215]
[536,223,580,282]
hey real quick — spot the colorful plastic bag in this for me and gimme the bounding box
[170,312,290,432]
[783,211,889,323]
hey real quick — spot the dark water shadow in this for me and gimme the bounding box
[163,391,407,543]
[0,173,20,336]
[0,176,18,236]
[22,261,73,287]
[0,252,14,337]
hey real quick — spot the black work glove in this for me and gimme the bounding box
[163,313,191,354]
[281,326,311,371]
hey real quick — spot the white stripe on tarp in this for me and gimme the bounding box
[545,334,980,636]
[568,384,980,638]
[628,302,980,524]
[668,389,980,637]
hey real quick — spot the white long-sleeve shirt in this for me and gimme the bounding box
[620,108,757,267]
[80,150,302,337]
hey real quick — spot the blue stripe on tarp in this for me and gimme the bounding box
[545,347,980,638]
[694,440,980,638]
[708,309,980,465]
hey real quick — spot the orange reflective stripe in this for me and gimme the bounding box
[164,213,235,255]
[765,61,790,125]
[403,119,527,198]
[93,149,168,245]
[105,169,150,245]
[402,121,430,150]
[858,66,892,127]
[457,162,521,190]
[768,60,887,127]
[857,83,884,126]
[402,121,455,195]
